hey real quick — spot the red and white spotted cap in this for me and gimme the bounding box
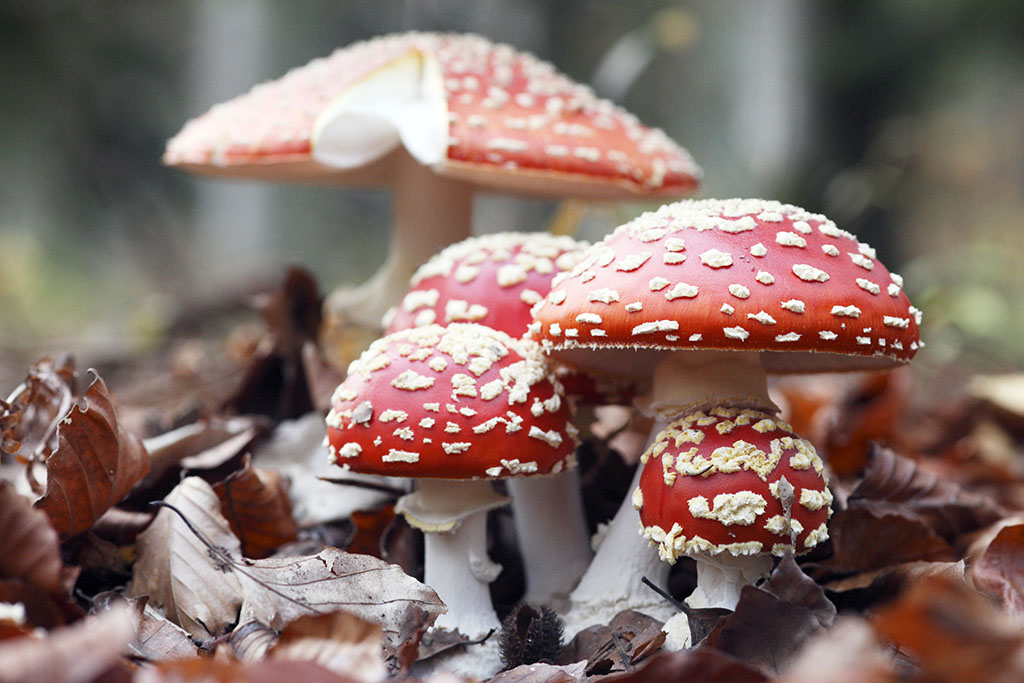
[528,198,922,372]
[384,232,589,335]
[325,323,576,479]
[633,406,832,562]
[164,32,701,197]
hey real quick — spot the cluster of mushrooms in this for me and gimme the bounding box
[165,31,923,675]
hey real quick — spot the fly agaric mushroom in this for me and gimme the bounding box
[164,32,702,331]
[526,198,921,628]
[634,406,831,608]
[384,231,610,607]
[324,323,576,639]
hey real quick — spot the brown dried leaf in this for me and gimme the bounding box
[135,657,360,683]
[704,555,835,677]
[490,661,586,682]
[131,477,444,651]
[559,610,663,676]
[269,611,389,682]
[0,480,62,594]
[780,617,895,683]
[129,477,245,640]
[596,647,769,682]
[131,599,200,662]
[213,454,298,558]
[1,356,76,463]
[972,524,1024,623]
[818,507,955,575]
[0,602,133,683]
[872,575,1024,681]
[847,444,1005,541]
[34,374,150,540]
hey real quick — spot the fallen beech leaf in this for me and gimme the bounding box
[0,579,79,629]
[872,575,1024,681]
[823,559,965,594]
[847,445,1004,541]
[780,617,895,683]
[1,356,76,465]
[0,480,62,594]
[704,555,835,677]
[559,610,663,675]
[817,507,955,575]
[131,599,200,662]
[0,602,133,683]
[820,371,910,478]
[269,611,388,682]
[490,661,586,682]
[213,454,298,558]
[225,267,321,422]
[972,524,1024,623]
[230,620,278,662]
[135,657,360,683]
[129,477,245,640]
[140,416,264,490]
[598,647,768,682]
[35,374,150,540]
[131,477,444,650]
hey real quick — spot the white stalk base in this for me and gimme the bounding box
[685,553,774,611]
[507,469,592,610]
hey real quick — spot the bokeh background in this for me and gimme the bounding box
[2,0,1023,390]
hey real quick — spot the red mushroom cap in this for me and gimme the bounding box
[164,32,701,198]
[633,406,832,562]
[325,323,576,479]
[385,232,589,335]
[528,198,922,373]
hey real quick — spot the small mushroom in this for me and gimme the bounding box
[324,323,577,639]
[165,32,702,331]
[526,198,921,631]
[634,406,831,609]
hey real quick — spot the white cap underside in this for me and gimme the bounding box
[311,51,449,169]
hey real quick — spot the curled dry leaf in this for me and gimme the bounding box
[871,574,1024,681]
[847,444,1006,541]
[129,476,245,640]
[780,617,895,683]
[597,648,768,683]
[269,611,388,682]
[1,356,76,464]
[489,661,587,683]
[0,480,62,594]
[34,374,150,540]
[213,454,298,559]
[134,657,361,683]
[131,476,444,650]
[971,524,1024,624]
[819,507,955,575]
[0,602,133,683]
[559,610,663,676]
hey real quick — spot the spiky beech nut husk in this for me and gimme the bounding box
[385,232,589,335]
[633,406,832,563]
[325,323,577,479]
[165,32,701,197]
[498,603,564,670]
[528,198,922,373]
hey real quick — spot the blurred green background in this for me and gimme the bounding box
[2,0,1023,389]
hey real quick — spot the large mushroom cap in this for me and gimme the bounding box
[528,198,923,373]
[633,406,832,562]
[385,231,589,334]
[165,32,701,197]
[325,323,576,479]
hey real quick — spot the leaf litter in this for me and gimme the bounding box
[2,267,1024,680]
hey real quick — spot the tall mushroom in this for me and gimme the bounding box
[164,32,702,331]
[526,198,921,628]
[384,231,607,607]
[324,323,576,639]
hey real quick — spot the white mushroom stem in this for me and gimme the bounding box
[685,552,774,610]
[397,478,507,638]
[562,350,777,635]
[507,468,592,609]
[324,153,474,328]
